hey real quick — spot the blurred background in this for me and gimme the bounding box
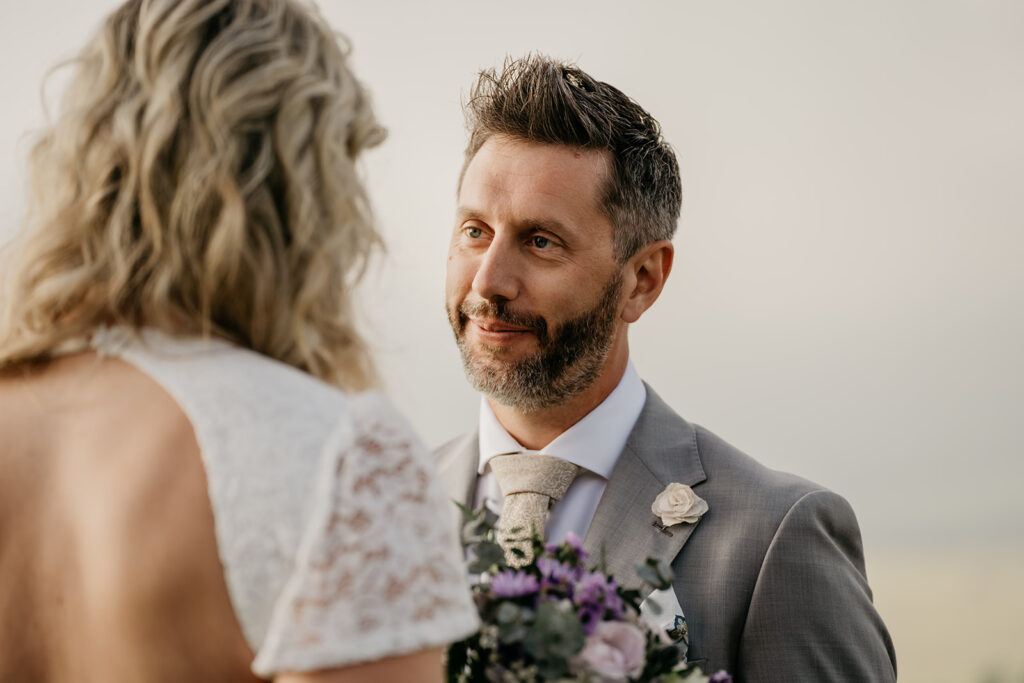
[1,1,1021,680]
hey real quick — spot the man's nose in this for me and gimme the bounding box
[471,236,520,301]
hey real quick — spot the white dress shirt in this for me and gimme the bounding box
[474,361,647,544]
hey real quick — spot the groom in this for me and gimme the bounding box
[437,55,896,681]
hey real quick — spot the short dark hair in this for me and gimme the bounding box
[461,54,682,261]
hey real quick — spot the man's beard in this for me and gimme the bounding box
[448,272,623,413]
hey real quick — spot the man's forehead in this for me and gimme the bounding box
[458,135,612,221]
[477,134,610,177]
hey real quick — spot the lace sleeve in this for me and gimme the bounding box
[251,393,480,676]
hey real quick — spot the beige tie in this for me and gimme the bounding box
[489,453,580,567]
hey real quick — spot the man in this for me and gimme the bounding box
[437,55,896,681]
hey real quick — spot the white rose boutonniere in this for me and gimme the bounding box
[651,483,708,527]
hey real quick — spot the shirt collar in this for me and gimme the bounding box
[477,361,647,479]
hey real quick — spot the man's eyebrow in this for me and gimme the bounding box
[520,217,572,235]
[455,208,572,235]
[455,206,475,221]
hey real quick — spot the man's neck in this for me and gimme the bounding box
[489,343,630,451]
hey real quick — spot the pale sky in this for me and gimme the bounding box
[2,0,1022,560]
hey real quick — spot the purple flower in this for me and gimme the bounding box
[543,532,589,564]
[537,557,575,586]
[563,531,587,558]
[598,578,623,619]
[709,671,733,683]
[571,571,624,623]
[490,570,540,598]
[574,571,609,607]
[577,602,604,635]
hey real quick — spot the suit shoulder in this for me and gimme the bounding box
[691,423,835,515]
[433,430,476,461]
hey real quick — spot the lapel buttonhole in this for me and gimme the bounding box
[651,519,674,537]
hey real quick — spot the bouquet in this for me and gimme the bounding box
[447,505,731,683]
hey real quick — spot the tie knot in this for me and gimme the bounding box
[489,453,580,501]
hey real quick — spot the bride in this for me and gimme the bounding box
[0,0,478,681]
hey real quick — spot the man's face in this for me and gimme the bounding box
[445,134,625,412]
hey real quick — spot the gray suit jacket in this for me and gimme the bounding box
[435,386,897,682]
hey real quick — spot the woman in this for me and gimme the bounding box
[0,0,478,681]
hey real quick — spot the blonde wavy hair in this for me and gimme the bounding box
[0,0,384,390]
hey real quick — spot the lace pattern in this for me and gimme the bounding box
[252,393,479,674]
[90,328,478,675]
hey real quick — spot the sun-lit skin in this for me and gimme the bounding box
[446,134,674,449]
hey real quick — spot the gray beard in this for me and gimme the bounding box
[449,272,622,413]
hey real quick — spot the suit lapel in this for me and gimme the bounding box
[583,385,706,596]
[434,430,480,537]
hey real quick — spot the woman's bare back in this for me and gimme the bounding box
[0,353,259,683]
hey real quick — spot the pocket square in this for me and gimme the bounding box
[640,587,689,656]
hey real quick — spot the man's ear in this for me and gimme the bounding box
[620,240,673,324]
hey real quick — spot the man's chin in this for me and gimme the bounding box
[460,347,531,383]
[463,353,522,377]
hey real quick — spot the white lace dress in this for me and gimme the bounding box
[90,328,479,677]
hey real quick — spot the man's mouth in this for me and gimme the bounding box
[471,318,533,334]
[454,300,548,345]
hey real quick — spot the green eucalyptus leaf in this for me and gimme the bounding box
[535,656,570,679]
[454,500,475,519]
[461,522,483,545]
[496,602,521,624]
[467,542,506,573]
[524,600,584,662]
[619,587,644,611]
[497,621,527,644]
[635,558,673,590]
[643,644,684,676]
[459,503,503,548]
[481,506,500,529]
[651,557,674,588]
[636,563,662,587]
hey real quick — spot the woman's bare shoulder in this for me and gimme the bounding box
[0,353,256,681]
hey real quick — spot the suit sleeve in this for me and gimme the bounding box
[737,490,897,682]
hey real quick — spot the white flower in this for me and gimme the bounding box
[651,483,708,527]
[570,621,646,682]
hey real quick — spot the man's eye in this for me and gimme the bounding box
[531,235,551,249]
[466,227,483,238]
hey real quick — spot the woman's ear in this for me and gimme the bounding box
[620,240,673,324]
